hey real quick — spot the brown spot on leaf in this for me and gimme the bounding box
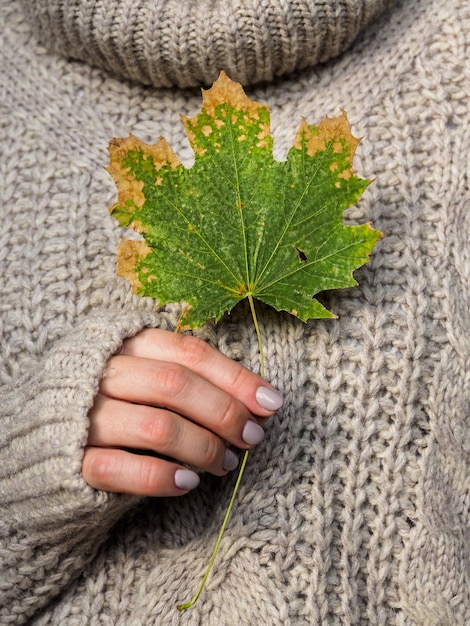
[116,238,152,293]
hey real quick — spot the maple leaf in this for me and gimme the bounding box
[108,72,381,328]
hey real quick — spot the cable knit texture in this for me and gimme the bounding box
[20,0,397,88]
[1,0,470,624]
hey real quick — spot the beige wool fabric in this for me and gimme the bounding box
[1,0,469,625]
[20,0,397,88]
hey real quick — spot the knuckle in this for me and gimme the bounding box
[141,412,176,450]
[177,335,211,368]
[224,363,247,392]
[201,435,222,469]
[83,449,117,484]
[138,458,162,493]
[151,362,190,398]
[218,394,242,433]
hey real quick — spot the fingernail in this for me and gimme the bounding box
[256,386,284,411]
[174,469,200,491]
[223,448,239,471]
[242,421,265,445]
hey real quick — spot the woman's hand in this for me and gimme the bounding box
[82,329,283,497]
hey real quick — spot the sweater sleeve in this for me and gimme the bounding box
[0,309,166,625]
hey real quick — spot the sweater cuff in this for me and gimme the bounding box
[0,308,175,622]
[0,308,171,530]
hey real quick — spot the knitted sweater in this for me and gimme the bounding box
[1,1,469,624]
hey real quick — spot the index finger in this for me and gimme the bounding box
[121,329,283,417]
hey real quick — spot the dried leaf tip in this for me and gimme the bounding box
[294,110,360,160]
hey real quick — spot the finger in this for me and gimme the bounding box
[121,330,283,416]
[88,395,239,475]
[100,355,265,449]
[82,446,200,496]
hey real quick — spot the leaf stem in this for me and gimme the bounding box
[247,294,265,378]
[177,296,265,611]
[177,448,250,611]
